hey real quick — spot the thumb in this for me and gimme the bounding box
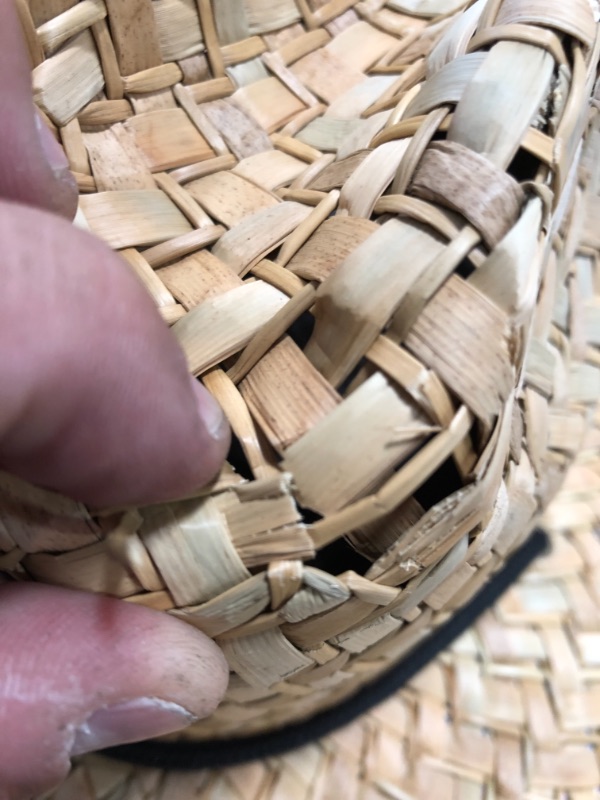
[0,200,230,508]
[0,0,78,219]
[0,583,228,799]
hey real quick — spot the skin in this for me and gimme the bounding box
[0,1,231,796]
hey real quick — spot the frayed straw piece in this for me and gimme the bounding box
[347,496,426,562]
[220,489,313,568]
[310,405,472,548]
[282,372,434,515]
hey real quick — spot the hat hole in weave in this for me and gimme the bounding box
[225,435,363,576]
[289,505,370,576]
[287,308,315,350]
[414,456,464,510]
[507,147,539,183]
[452,256,476,281]
[310,536,372,576]
[337,358,370,397]
[226,435,254,482]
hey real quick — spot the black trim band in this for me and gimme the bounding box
[103,528,549,770]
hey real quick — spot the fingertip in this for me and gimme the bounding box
[0,584,229,796]
[0,203,229,509]
[33,111,79,220]
[183,378,232,496]
[190,377,230,444]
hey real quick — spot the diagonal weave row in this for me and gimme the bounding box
[2,0,600,740]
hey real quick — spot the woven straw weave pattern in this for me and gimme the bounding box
[55,416,600,798]
[2,0,599,740]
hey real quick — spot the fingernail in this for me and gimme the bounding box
[70,697,197,756]
[34,110,69,174]
[34,109,78,218]
[190,376,229,441]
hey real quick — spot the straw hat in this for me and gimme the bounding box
[3,0,600,779]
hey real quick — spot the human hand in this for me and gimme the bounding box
[0,1,231,796]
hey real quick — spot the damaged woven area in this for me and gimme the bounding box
[57,415,600,798]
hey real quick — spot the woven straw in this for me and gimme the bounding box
[2,0,600,743]
[54,415,600,798]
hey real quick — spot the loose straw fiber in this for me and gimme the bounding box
[53,418,600,800]
[3,0,600,744]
